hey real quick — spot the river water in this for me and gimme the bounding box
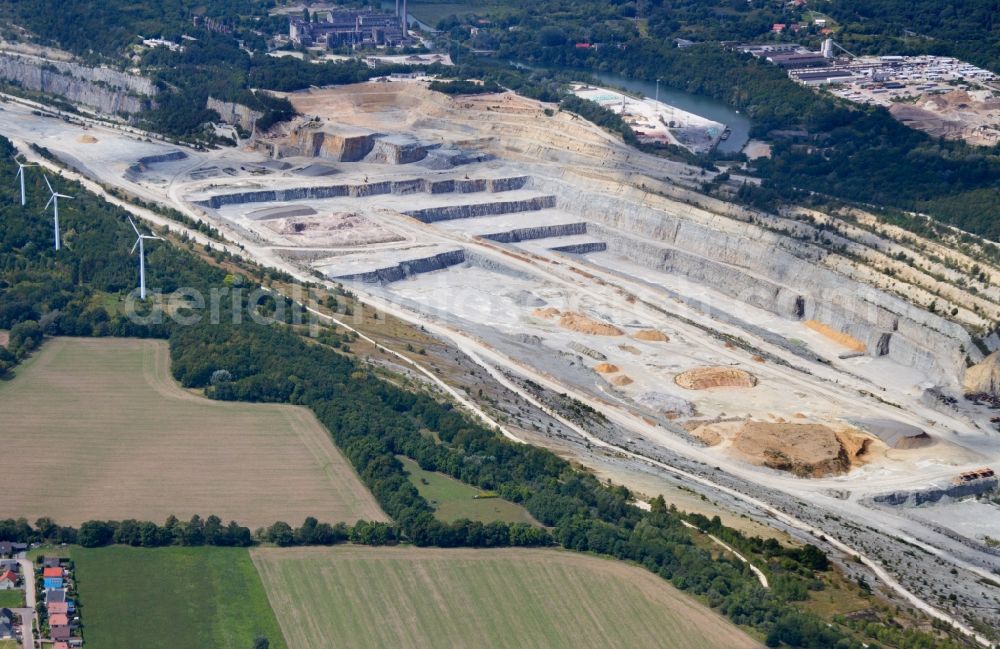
[591,72,750,153]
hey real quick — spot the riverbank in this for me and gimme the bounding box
[570,83,726,154]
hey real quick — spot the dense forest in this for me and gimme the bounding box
[0,0,283,62]
[0,137,976,648]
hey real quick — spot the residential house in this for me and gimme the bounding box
[48,602,68,616]
[0,609,12,639]
[49,613,69,627]
[43,566,64,589]
[45,588,66,603]
[51,624,71,641]
[0,570,17,590]
[42,557,61,569]
[54,643,69,649]
[0,542,26,558]
[0,560,18,572]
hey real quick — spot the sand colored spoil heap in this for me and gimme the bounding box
[675,367,758,390]
[634,329,669,342]
[691,420,873,478]
[619,345,641,355]
[594,363,620,374]
[77,134,98,143]
[963,350,1000,396]
[609,374,634,386]
[803,320,866,353]
[532,307,561,319]
[558,312,624,336]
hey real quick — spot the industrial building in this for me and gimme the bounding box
[766,52,829,69]
[792,69,855,85]
[289,3,410,49]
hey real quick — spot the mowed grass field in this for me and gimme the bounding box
[0,337,387,527]
[398,456,539,525]
[73,546,287,649]
[252,546,762,649]
[0,590,23,608]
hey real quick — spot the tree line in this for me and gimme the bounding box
[0,515,396,549]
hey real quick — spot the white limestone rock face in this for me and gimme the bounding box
[206,96,264,132]
[0,53,155,114]
[535,176,976,385]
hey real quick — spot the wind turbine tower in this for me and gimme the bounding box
[43,175,72,251]
[128,216,163,300]
[13,157,37,206]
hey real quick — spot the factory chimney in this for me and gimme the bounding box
[395,0,399,18]
[401,0,408,33]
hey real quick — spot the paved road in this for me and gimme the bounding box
[16,557,35,649]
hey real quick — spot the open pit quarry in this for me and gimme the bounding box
[3,79,1000,640]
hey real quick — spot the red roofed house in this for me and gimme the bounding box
[54,643,69,649]
[772,23,786,33]
[51,625,71,641]
[48,602,68,615]
[43,567,63,578]
[0,571,17,590]
[49,613,69,627]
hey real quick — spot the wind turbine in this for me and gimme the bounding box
[128,216,163,300]
[13,156,37,206]
[43,175,72,251]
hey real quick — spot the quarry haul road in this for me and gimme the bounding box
[679,520,770,589]
[6,126,993,646]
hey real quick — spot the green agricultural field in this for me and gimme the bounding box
[398,456,538,525]
[0,337,387,527]
[74,546,287,649]
[252,546,762,649]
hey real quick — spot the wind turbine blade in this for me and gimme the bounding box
[45,195,55,210]
[43,175,54,194]
[56,193,73,199]
[127,216,141,236]
[130,237,140,254]
[14,166,21,179]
